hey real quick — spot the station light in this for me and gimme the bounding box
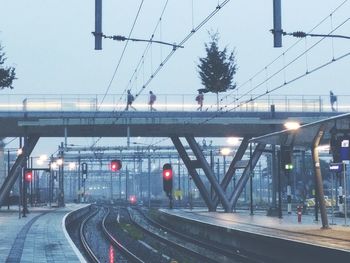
[220,147,231,156]
[25,170,33,182]
[162,163,173,194]
[284,121,300,130]
[17,148,23,156]
[110,160,122,172]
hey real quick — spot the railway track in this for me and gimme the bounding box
[74,203,263,262]
[128,207,265,263]
[101,207,144,263]
[79,207,100,263]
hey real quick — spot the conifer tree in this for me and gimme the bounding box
[198,32,237,110]
[0,45,16,90]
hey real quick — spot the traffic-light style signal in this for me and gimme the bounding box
[25,170,33,182]
[281,146,293,171]
[110,160,122,172]
[162,163,173,194]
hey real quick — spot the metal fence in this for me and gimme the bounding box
[0,93,348,112]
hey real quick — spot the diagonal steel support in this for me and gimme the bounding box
[171,137,215,211]
[213,137,250,208]
[229,143,266,210]
[186,136,231,212]
[0,136,40,206]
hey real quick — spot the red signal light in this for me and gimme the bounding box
[110,160,122,172]
[25,170,33,182]
[129,195,137,204]
[162,163,173,194]
[163,169,172,180]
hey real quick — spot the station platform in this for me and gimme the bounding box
[0,204,85,263]
[159,209,350,262]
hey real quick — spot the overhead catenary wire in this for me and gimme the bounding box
[113,0,171,112]
[202,0,349,112]
[91,0,233,149]
[188,11,350,127]
[133,0,232,98]
[90,0,145,148]
[223,16,350,110]
[96,0,145,111]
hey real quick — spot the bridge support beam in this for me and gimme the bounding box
[171,137,216,211]
[213,137,250,209]
[311,126,329,229]
[229,143,266,211]
[0,136,40,207]
[186,136,231,212]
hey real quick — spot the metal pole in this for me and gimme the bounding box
[119,169,122,200]
[273,0,282,47]
[271,145,277,207]
[344,163,347,226]
[148,152,151,208]
[331,171,335,225]
[311,127,329,229]
[277,150,282,219]
[78,153,81,203]
[94,0,102,50]
[126,166,129,201]
[210,149,213,199]
[7,150,10,210]
[110,172,113,200]
[250,143,254,215]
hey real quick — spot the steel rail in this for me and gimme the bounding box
[79,207,101,263]
[131,207,264,263]
[101,207,145,263]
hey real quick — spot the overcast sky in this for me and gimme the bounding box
[0,0,349,156]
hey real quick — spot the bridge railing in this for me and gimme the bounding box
[0,93,348,112]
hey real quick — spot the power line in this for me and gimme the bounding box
[97,0,145,111]
[90,0,145,148]
[134,0,232,98]
[203,0,349,112]
[115,0,171,111]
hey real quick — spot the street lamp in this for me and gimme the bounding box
[284,121,300,130]
[226,137,240,146]
[17,148,23,156]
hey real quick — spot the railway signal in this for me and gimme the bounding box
[162,163,173,194]
[110,160,122,172]
[163,163,173,209]
[25,170,33,182]
[281,146,293,170]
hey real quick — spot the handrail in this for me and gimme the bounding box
[0,93,348,112]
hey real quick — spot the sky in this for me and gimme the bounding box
[0,0,349,157]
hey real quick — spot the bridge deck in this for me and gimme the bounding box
[0,111,341,137]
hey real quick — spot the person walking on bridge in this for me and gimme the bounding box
[126,90,136,111]
[148,91,157,111]
[196,91,204,111]
[330,90,337,112]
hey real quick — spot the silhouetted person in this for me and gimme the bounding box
[148,91,157,111]
[330,90,337,112]
[126,90,136,111]
[196,91,204,111]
